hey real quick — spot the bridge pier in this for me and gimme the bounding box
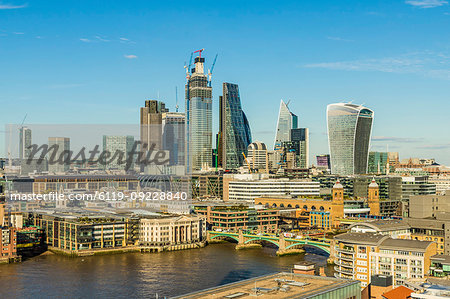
[236,230,262,250]
[276,235,305,256]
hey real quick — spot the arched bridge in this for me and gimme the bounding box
[207,231,331,255]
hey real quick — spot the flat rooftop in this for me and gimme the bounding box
[172,272,360,299]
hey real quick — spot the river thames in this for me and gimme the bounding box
[0,243,331,298]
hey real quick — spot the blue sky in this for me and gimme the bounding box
[1,0,450,164]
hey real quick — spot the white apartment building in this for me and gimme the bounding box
[224,176,320,202]
[139,215,206,246]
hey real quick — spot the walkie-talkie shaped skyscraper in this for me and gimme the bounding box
[327,103,374,175]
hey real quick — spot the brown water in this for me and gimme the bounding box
[0,243,331,298]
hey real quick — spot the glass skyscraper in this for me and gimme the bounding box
[185,54,212,172]
[274,100,297,150]
[218,83,252,169]
[327,103,374,175]
[19,127,32,160]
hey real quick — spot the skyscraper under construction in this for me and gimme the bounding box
[185,50,213,173]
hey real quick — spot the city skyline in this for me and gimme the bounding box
[2,0,450,164]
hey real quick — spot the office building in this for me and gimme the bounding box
[327,103,374,175]
[402,176,436,203]
[139,215,205,246]
[316,154,331,169]
[274,99,298,150]
[47,137,70,173]
[185,51,213,172]
[223,174,320,201]
[194,205,278,233]
[162,112,185,166]
[368,151,390,174]
[333,232,436,287]
[140,100,167,152]
[246,141,268,172]
[29,211,139,252]
[102,135,135,170]
[282,128,309,169]
[19,127,32,160]
[217,82,252,169]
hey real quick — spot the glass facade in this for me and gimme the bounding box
[368,151,389,174]
[327,103,373,175]
[185,57,213,172]
[274,100,297,150]
[221,83,252,169]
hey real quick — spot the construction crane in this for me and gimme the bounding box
[193,48,204,58]
[184,52,193,79]
[208,54,218,87]
[242,152,252,172]
[175,86,179,112]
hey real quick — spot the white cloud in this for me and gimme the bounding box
[405,0,448,8]
[124,54,137,59]
[95,35,110,42]
[0,3,27,9]
[79,38,91,43]
[327,36,353,42]
[119,37,129,41]
[13,32,24,35]
[305,51,450,80]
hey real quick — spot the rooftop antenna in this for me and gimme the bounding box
[286,99,291,107]
[175,86,179,112]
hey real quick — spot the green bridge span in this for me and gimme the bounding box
[207,231,331,255]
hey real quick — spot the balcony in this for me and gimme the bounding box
[335,247,355,254]
[335,260,354,268]
[334,266,354,275]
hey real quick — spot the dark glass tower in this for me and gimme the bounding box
[218,83,252,169]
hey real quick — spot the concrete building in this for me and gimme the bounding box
[409,194,450,219]
[429,175,450,195]
[402,176,436,202]
[185,51,213,172]
[173,272,362,299]
[246,141,268,173]
[139,215,205,246]
[333,232,436,287]
[47,137,70,173]
[224,175,320,202]
[327,103,374,175]
[140,99,167,152]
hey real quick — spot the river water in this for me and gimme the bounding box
[0,243,331,298]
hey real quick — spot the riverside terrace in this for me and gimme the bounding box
[172,272,361,299]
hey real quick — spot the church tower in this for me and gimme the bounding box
[368,178,380,216]
[331,180,344,226]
